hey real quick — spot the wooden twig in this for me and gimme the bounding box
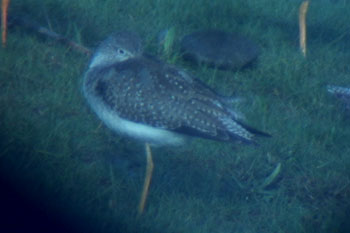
[8,13,91,56]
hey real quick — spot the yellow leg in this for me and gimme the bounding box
[2,0,10,47]
[138,143,154,215]
[299,1,309,57]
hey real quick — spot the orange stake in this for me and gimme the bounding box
[299,1,309,57]
[2,0,10,47]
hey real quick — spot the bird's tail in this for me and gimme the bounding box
[236,120,271,138]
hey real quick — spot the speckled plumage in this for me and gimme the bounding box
[83,31,269,146]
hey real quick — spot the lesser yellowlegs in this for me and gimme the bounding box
[83,31,269,214]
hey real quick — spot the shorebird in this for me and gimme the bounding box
[83,31,270,214]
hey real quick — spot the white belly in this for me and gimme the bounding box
[85,94,185,147]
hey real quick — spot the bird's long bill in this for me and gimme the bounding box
[1,0,10,47]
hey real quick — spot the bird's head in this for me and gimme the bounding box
[88,31,143,69]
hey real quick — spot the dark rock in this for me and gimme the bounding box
[180,29,260,70]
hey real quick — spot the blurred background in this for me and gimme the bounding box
[1,0,350,232]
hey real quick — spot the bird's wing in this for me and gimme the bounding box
[155,62,260,142]
[94,57,259,142]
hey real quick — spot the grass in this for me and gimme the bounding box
[1,0,350,232]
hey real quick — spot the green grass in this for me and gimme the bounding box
[1,0,350,232]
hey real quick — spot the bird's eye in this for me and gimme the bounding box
[117,49,125,55]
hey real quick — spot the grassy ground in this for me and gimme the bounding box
[1,0,350,232]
